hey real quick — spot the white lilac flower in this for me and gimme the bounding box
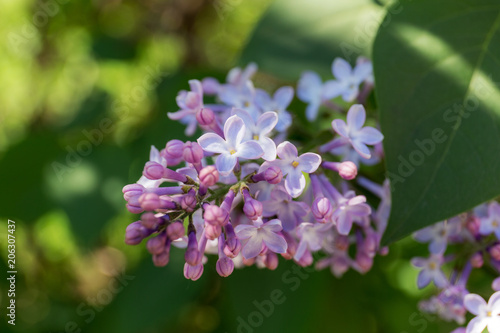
[254,86,294,131]
[234,219,288,259]
[197,115,264,176]
[260,141,321,198]
[323,57,372,102]
[231,108,278,161]
[411,254,448,289]
[464,292,500,333]
[331,104,383,159]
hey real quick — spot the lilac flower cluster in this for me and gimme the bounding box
[411,202,500,332]
[122,59,386,281]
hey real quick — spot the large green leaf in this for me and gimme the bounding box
[374,0,500,243]
[240,0,386,79]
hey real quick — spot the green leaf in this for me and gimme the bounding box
[374,0,500,243]
[240,0,386,79]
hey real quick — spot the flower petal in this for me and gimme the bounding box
[351,140,371,159]
[274,86,294,109]
[298,153,321,173]
[464,294,488,316]
[236,141,264,160]
[263,219,283,232]
[332,119,349,138]
[241,234,263,259]
[197,133,227,154]
[417,269,432,289]
[285,170,306,198]
[232,108,256,130]
[254,89,272,109]
[357,127,384,145]
[234,224,257,239]
[297,71,322,102]
[276,141,298,160]
[224,115,246,146]
[149,145,161,163]
[331,58,352,80]
[262,231,287,254]
[336,211,353,235]
[259,137,277,161]
[353,61,372,83]
[322,80,343,100]
[216,153,238,176]
[305,102,321,122]
[256,111,278,135]
[294,240,308,261]
[466,316,488,333]
[413,226,434,242]
[276,110,292,132]
[347,104,366,131]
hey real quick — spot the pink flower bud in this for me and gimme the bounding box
[243,199,263,220]
[203,205,229,226]
[216,257,234,277]
[196,108,215,126]
[152,250,170,267]
[264,252,279,270]
[338,161,357,180]
[181,193,197,212]
[122,184,144,201]
[223,237,241,258]
[167,222,185,240]
[183,141,204,164]
[139,193,160,211]
[205,224,222,240]
[470,252,483,268]
[493,277,500,291]
[146,232,167,255]
[491,244,500,261]
[143,161,165,180]
[164,140,184,159]
[141,212,160,229]
[264,166,283,184]
[466,216,480,236]
[199,166,219,186]
[185,232,202,265]
[355,252,373,273]
[312,197,333,222]
[184,263,204,281]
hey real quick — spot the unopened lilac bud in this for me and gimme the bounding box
[181,193,197,212]
[223,237,241,258]
[167,222,185,240]
[199,166,219,186]
[242,257,255,266]
[143,161,166,180]
[196,108,215,126]
[184,263,204,281]
[164,140,184,159]
[147,232,167,255]
[331,256,350,277]
[183,141,204,164]
[123,184,144,201]
[153,250,170,267]
[470,252,483,268]
[355,252,373,273]
[216,257,234,277]
[361,233,378,256]
[205,224,222,240]
[264,252,279,270]
[466,216,481,236]
[338,161,357,180]
[296,250,313,267]
[141,212,160,229]
[243,199,263,220]
[491,244,500,261]
[264,166,283,184]
[493,277,500,291]
[312,197,333,222]
[139,192,160,211]
[185,232,202,265]
[126,203,144,214]
[125,221,154,245]
[203,205,229,226]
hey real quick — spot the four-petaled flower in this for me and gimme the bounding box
[479,201,500,239]
[324,57,372,102]
[294,222,332,260]
[464,291,500,333]
[332,191,371,235]
[331,104,383,159]
[411,254,448,289]
[261,141,321,198]
[234,219,288,259]
[168,80,204,136]
[232,108,278,161]
[297,71,337,122]
[198,115,264,176]
[413,220,461,254]
[255,86,294,132]
[262,187,310,231]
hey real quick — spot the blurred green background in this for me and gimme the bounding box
[0,0,467,332]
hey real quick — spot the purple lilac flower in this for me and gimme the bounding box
[234,219,288,259]
[331,104,383,159]
[411,254,448,289]
[255,86,294,131]
[414,220,461,254]
[297,71,337,121]
[479,201,500,238]
[323,58,372,102]
[197,115,264,176]
[295,222,332,261]
[261,187,309,231]
[260,141,321,198]
[168,80,204,136]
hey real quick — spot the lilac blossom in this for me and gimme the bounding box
[414,220,461,254]
[261,141,321,198]
[168,80,204,136]
[297,71,337,121]
[255,86,294,131]
[231,108,278,161]
[323,57,372,102]
[197,115,264,176]
[295,222,332,260]
[411,254,448,289]
[261,187,309,231]
[234,219,288,259]
[479,201,500,238]
[464,292,500,333]
[331,104,383,159]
